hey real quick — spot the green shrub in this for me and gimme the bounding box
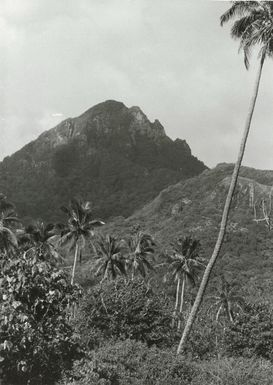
[0,251,82,385]
[186,314,220,359]
[224,304,273,360]
[192,357,273,385]
[60,347,273,385]
[75,278,174,348]
[59,339,196,385]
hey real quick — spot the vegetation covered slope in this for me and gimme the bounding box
[107,163,273,302]
[0,100,206,222]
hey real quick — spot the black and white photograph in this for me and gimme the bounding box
[1,1,273,384]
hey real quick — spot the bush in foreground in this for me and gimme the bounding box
[60,339,273,385]
[59,339,195,385]
[0,251,82,385]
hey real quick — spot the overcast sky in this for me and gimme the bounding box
[1,0,273,169]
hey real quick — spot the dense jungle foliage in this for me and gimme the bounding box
[0,194,273,385]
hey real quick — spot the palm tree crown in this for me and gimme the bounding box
[60,199,105,250]
[93,234,127,281]
[208,276,245,324]
[166,237,203,285]
[126,231,155,279]
[221,1,273,68]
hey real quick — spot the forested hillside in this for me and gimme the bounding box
[106,163,273,303]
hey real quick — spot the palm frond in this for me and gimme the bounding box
[88,219,105,227]
[220,1,260,26]
[0,227,18,250]
[231,14,257,39]
[243,44,252,69]
[58,231,75,249]
[94,261,107,277]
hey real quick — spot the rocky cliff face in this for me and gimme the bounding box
[33,101,166,152]
[0,100,206,222]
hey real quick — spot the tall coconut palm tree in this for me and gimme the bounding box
[59,198,105,284]
[164,237,203,329]
[93,234,127,282]
[177,1,273,354]
[126,232,155,280]
[208,276,245,358]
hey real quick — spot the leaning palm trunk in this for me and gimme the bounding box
[177,55,265,355]
[177,278,185,330]
[71,243,79,285]
[172,278,181,328]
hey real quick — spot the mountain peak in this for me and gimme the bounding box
[0,100,206,221]
[81,100,126,117]
[42,100,167,144]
